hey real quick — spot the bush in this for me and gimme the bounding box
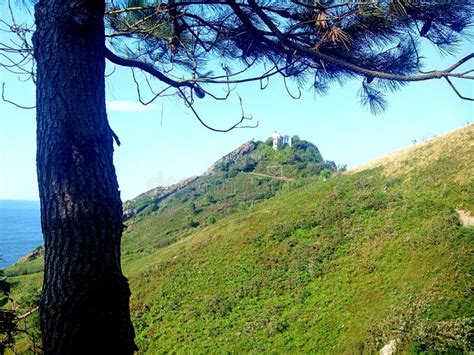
[189,220,200,228]
[206,195,217,204]
[320,168,332,180]
[225,169,238,178]
[241,158,257,172]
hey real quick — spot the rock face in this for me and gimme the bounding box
[204,141,258,175]
[15,245,45,264]
[122,176,198,221]
[140,176,199,200]
[456,209,474,227]
[379,339,399,355]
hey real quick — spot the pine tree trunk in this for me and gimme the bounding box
[33,1,135,353]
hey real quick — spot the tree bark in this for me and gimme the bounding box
[33,0,135,353]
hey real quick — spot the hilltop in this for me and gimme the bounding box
[5,126,474,353]
[122,136,336,220]
[7,135,336,276]
[110,136,337,259]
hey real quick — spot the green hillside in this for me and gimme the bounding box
[119,136,336,263]
[5,126,474,353]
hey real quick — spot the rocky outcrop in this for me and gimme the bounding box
[15,245,44,264]
[456,209,474,227]
[204,141,257,175]
[122,142,258,221]
[122,176,198,221]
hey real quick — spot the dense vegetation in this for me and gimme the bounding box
[4,127,473,353]
[0,270,16,353]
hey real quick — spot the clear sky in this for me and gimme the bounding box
[0,10,472,201]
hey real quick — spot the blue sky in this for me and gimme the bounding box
[0,14,472,201]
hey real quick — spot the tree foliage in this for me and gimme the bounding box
[1,0,473,121]
[103,0,474,117]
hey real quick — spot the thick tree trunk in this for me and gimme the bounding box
[33,1,135,353]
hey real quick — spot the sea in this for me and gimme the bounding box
[0,200,43,269]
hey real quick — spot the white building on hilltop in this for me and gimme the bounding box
[272,131,292,150]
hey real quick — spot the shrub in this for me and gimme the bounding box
[0,270,16,354]
[189,220,200,228]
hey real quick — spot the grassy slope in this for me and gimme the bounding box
[118,140,332,264]
[125,125,473,353]
[7,125,474,353]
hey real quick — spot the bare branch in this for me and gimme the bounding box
[105,47,196,90]
[445,77,474,101]
[178,88,257,132]
[130,69,174,106]
[15,307,39,321]
[2,82,35,109]
[283,76,302,99]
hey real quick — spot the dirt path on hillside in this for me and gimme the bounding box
[246,172,295,182]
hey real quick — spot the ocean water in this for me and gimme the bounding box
[0,200,43,269]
